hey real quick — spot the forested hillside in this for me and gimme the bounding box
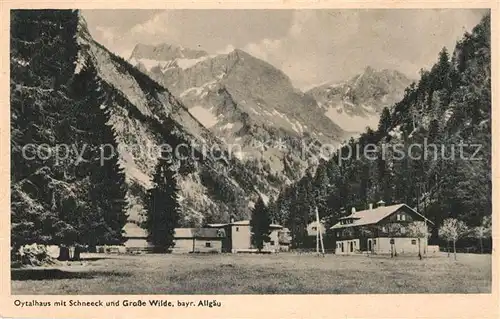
[10,10,264,253]
[10,10,128,252]
[270,13,491,246]
[130,44,346,195]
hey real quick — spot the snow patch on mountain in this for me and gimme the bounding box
[188,106,218,128]
[180,80,218,98]
[176,56,210,69]
[221,122,234,130]
[130,56,213,72]
[307,67,412,135]
[128,43,346,194]
[130,58,160,71]
[291,121,304,134]
[324,104,379,133]
[258,191,270,205]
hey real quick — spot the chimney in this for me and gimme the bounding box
[351,207,356,214]
[369,203,373,210]
[377,200,385,207]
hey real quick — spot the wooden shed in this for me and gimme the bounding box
[171,228,224,254]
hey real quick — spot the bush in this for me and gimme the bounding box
[11,244,57,267]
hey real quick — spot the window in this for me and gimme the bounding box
[205,242,212,248]
[400,227,406,234]
[396,214,401,221]
[373,239,377,244]
[411,240,417,245]
[382,226,387,233]
[401,214,406,221]
[235,227,239,232]
[312,227,317,231]
[337,232,340,237]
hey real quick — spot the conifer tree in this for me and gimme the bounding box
[313,164,330,217]
[288,178,311,248]
[145,154,181,253]
[67,63,128,259]
[377,107,392,136]
[10,10,112,261]
[250,196,272,252]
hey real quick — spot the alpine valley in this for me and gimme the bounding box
[10,10,278,241]
[10,9,490,252]
[128,43,411,193]
[13,10,407,239]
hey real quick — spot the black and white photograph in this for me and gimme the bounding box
[9,8,492,296]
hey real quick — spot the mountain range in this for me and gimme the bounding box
[269,13,491,245]
[11,11,268,230]
[306,66,412,134]
[128,43,411,190]
[11,9,452,243]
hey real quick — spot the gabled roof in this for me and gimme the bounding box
[206,220,283,229]
[205,223,227,228]
[174,228,222,239]
[330,204,433,229]
[230,219,251,226]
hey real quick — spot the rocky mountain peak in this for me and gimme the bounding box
[128,42,345,190]
[130,43,209,61]
[11,10,270,230]
[306,67,412,135]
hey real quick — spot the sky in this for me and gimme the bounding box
[82,9,487,90]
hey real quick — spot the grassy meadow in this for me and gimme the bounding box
[11,252,491,294]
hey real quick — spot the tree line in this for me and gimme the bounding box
[268,14,491,252]
[10,10,184,260]
[10,11,491,261]
[11,10,129,261]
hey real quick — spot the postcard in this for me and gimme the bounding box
[1,1,498,318]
